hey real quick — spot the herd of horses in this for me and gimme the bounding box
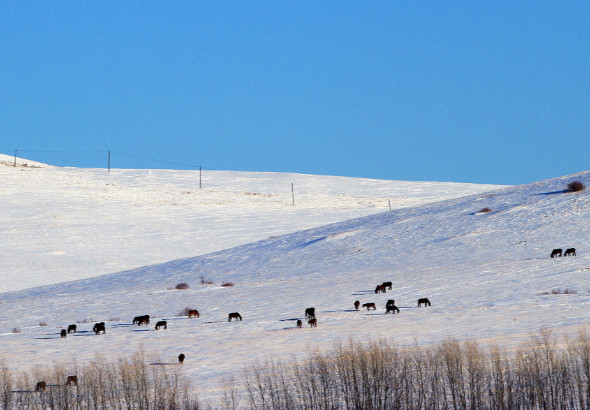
[47,245,573,391]
[551,247,576,258]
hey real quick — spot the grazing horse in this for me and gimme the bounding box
[551,248,562,258]
[134,315,150,326]
[35,381,46,392]
[296,319,302,328]
[178,354,185,364]
[564,248,576,257]
[386,299,396,308]
[375,284,386,294]
[67,324,77,334]
[60,329,67,338]
[155,320,167,330]
[362,303,377,311]
[354,300,360,310]
[308,318,317,327]
[417,298,431,307]
[188,309,200,318]
[382,281,393,290]
[66,375,78,386]
[93,322,106,335]
[386,305,400,314]
[228,312,242,321]
[305,307,316,319]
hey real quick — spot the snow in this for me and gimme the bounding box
[2,154,589,404]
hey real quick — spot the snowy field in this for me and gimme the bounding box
[2,154,589,404]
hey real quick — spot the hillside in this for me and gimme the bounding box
[1,159,588,404]
[0,153,502,292]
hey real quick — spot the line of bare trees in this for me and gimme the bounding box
[0,348,200,409]
[237,330,590,409]
[3,329,590,409]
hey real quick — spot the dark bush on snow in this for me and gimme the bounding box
[567,181,585,192]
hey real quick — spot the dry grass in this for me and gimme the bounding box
[175,282,190,290]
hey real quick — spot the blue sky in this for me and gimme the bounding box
[1,2,589,185]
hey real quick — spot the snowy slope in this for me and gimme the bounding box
[1,166,589,403]
[0,153,502,292]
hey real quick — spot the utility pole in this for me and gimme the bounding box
[199,166,202,188]
[13,149,17,167]
[108,150,111,172]
[291,183,295,206]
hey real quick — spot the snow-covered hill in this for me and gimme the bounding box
[0,153,502,292]
[2,157,588,404]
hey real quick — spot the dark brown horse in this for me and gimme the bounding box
[386,305,400,314]
[188,309,200,318]
[564,248,576,257]
[417,298,431,307]
[155,320,167,330]
[363,303,377,311]
[228,312,242,321]
[296,319,302,328]
[551,248,562,258]
[93,322,106,334]
[35,381,47,392]
[375,285,386,294]
[134,315,150,326]
[60,329,67,338]
[67,324,77,333]
[179,353,185,364]
[305,307,316,319]
[308,318,317,327]
[66,375,78,386]
[382,281,393,290]
[354,300,360,310]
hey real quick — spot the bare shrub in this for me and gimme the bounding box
[200,275,214,285]
[567,181,585,192]
[175,282,190,290]
[178,307,198,317]
[478,207,492,213]
[539,288,577,295]
[11,328,21,334]
[1,348,200,409]
[221,282,235,287]
[38,321,48,327]
[238,331,590,409]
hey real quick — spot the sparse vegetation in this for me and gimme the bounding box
[478,207,492,213]
[567,180,585,192]
[220,282,235,287]
[178,307,198,317]
[539,288,577,295]
[0,348,200,409]
[11,328,21,334]
[199,276,214,285]
[175,282,190,290]
[38,321,47,327]
[236,330,590,409]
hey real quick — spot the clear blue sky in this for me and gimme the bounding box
[1,2,588,185]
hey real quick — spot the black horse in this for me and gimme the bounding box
[93,322,106,334]
[155,320,167,330]
[417,298,431,307]
[133,315,150,326]
[386,305,400,314]
[228,312,242,321]
[60,329,67,338]
[305,307,315,319]
[382,281,393,290]
[551,248,562,258]
[564,248,576,257]
[178,354,185,364]
[67,324,77,334]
